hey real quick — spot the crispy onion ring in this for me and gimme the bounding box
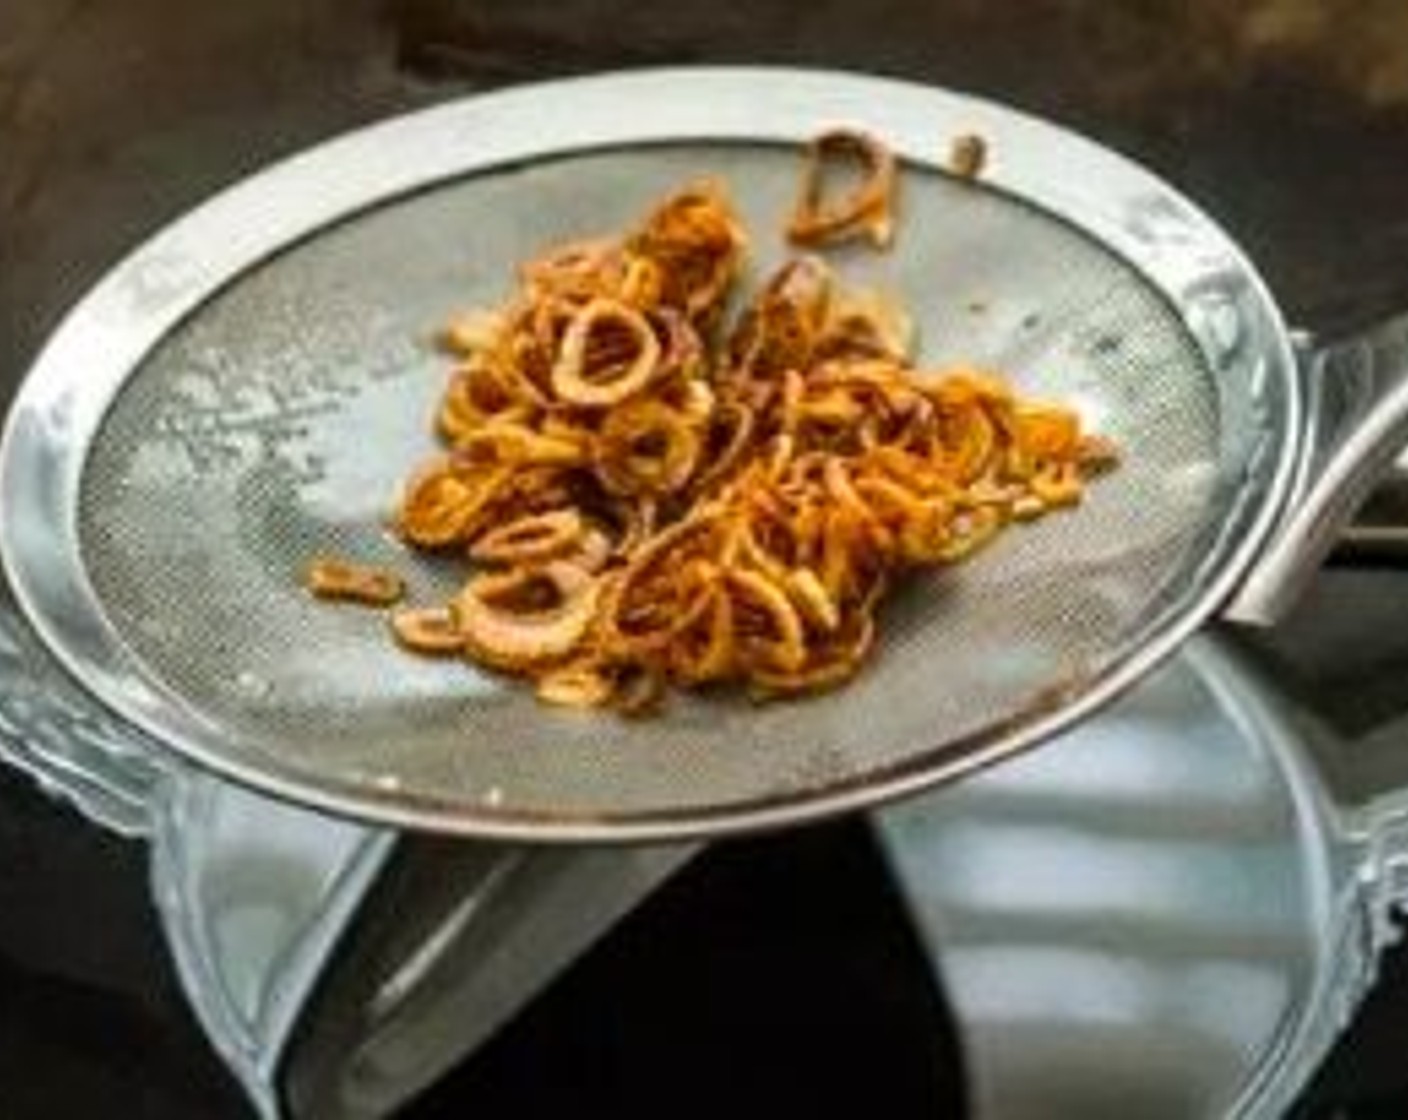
[437,368,527,443]
[668,582,736,685]
[551,297,663,407]
[455,561,600,670]
[727,256,833,380]
[815,288,914,362]
[470,509,586,567]
[947,133,988,181]
[605,514,725,654]
[438,308,505,358]
[1078,433,1121,475]
[389,605,465,655]
[751,612,876,697]
[305,558,405,606]
[691,398,757,495]
[786,129,898,250]
[455,416,588,468]
[396,459,512,549]
[595,397,704,497]
[520,238,622,302]
[627,180,747,327]
[725,567,808,674]
[536,659,619,708]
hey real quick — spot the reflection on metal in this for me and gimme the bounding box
[144,758,694,1119]
[279,840,696,1120]
[149,773,394,1118]
[0,596,165,836]
[876,636,1373,1120]
[366,849,525,1020]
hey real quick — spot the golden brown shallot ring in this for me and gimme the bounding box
[564,527,615,574]
[626,180,748,326]
[815,288,914,361]
[618,255,666,308]
[550,298,663,407]
[666,580,736,686]
[787,129,898,249]
[1013,403,1081,459]
[520,238,622,302]
[933,505,1004,561]
[389,606,465,655]
[611,664,668,717]
[436,368,524,443]
[605,516,723,652]
[396,459,512,548]
[305,558,405,606]
[438,308,505,357]
[750,612,876,696]
[454,417,588,467]
[611,497,659,557]
[595,398,704,497]
[725,567,808,674]
[470,509,587,567]
[690,398,757,495]
[727,257,834,380]
[1077,433,1121,475]
[535,658,619,708]
[1030,461,1084,508]
[786,567,841,633]
[455,561,601,670]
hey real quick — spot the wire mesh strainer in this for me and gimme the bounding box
[7,68,1394,841]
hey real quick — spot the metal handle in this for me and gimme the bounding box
[0,595,166,835]
[1227,314,1408,625]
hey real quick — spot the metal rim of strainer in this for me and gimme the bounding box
[0,67,1300,842]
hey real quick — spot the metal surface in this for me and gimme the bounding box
[278,838,694,1120]
[0,591,165,836]
[877,636,1370,1120]
[0,67,1300,840]
[147,769,692,1119]
[149,772,392,1118]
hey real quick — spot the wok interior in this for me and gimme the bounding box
[76,143,1246,827]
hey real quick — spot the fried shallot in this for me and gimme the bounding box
[308,144,1117,715]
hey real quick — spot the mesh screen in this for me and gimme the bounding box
[77,143,1232,825]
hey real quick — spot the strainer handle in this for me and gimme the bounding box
[1226,314,1408,625]
[0,596,166,836]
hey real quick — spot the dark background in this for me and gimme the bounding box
[6,1,1408,1116]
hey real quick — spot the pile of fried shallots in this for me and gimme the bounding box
[311,154,1115,715]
